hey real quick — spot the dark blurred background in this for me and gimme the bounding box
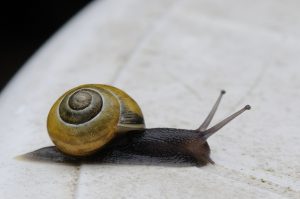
[0,1,93,92]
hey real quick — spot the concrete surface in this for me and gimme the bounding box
[0,0,299,198]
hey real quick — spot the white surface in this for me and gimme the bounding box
[1,0,300,198]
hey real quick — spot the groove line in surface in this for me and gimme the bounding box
[233,64,270,109]
[73,1,182,198]
[109,0,182,84]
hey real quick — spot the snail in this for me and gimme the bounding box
[42,84,251,166]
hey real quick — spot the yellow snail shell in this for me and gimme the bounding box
[47,84,145,156]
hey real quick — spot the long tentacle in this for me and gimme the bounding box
[197,90,226,131]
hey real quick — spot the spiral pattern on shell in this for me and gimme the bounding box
[47,84,145,156]
[59,89,103,124]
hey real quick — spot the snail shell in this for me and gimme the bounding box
[47,84,145,156]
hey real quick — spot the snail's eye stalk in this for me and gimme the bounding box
[197,90,226,131]
[201,105,251,140]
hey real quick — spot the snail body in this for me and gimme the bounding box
[47,84,250,166]
[101,128,213,165]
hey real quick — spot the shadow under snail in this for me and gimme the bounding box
[22,84,251,167]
